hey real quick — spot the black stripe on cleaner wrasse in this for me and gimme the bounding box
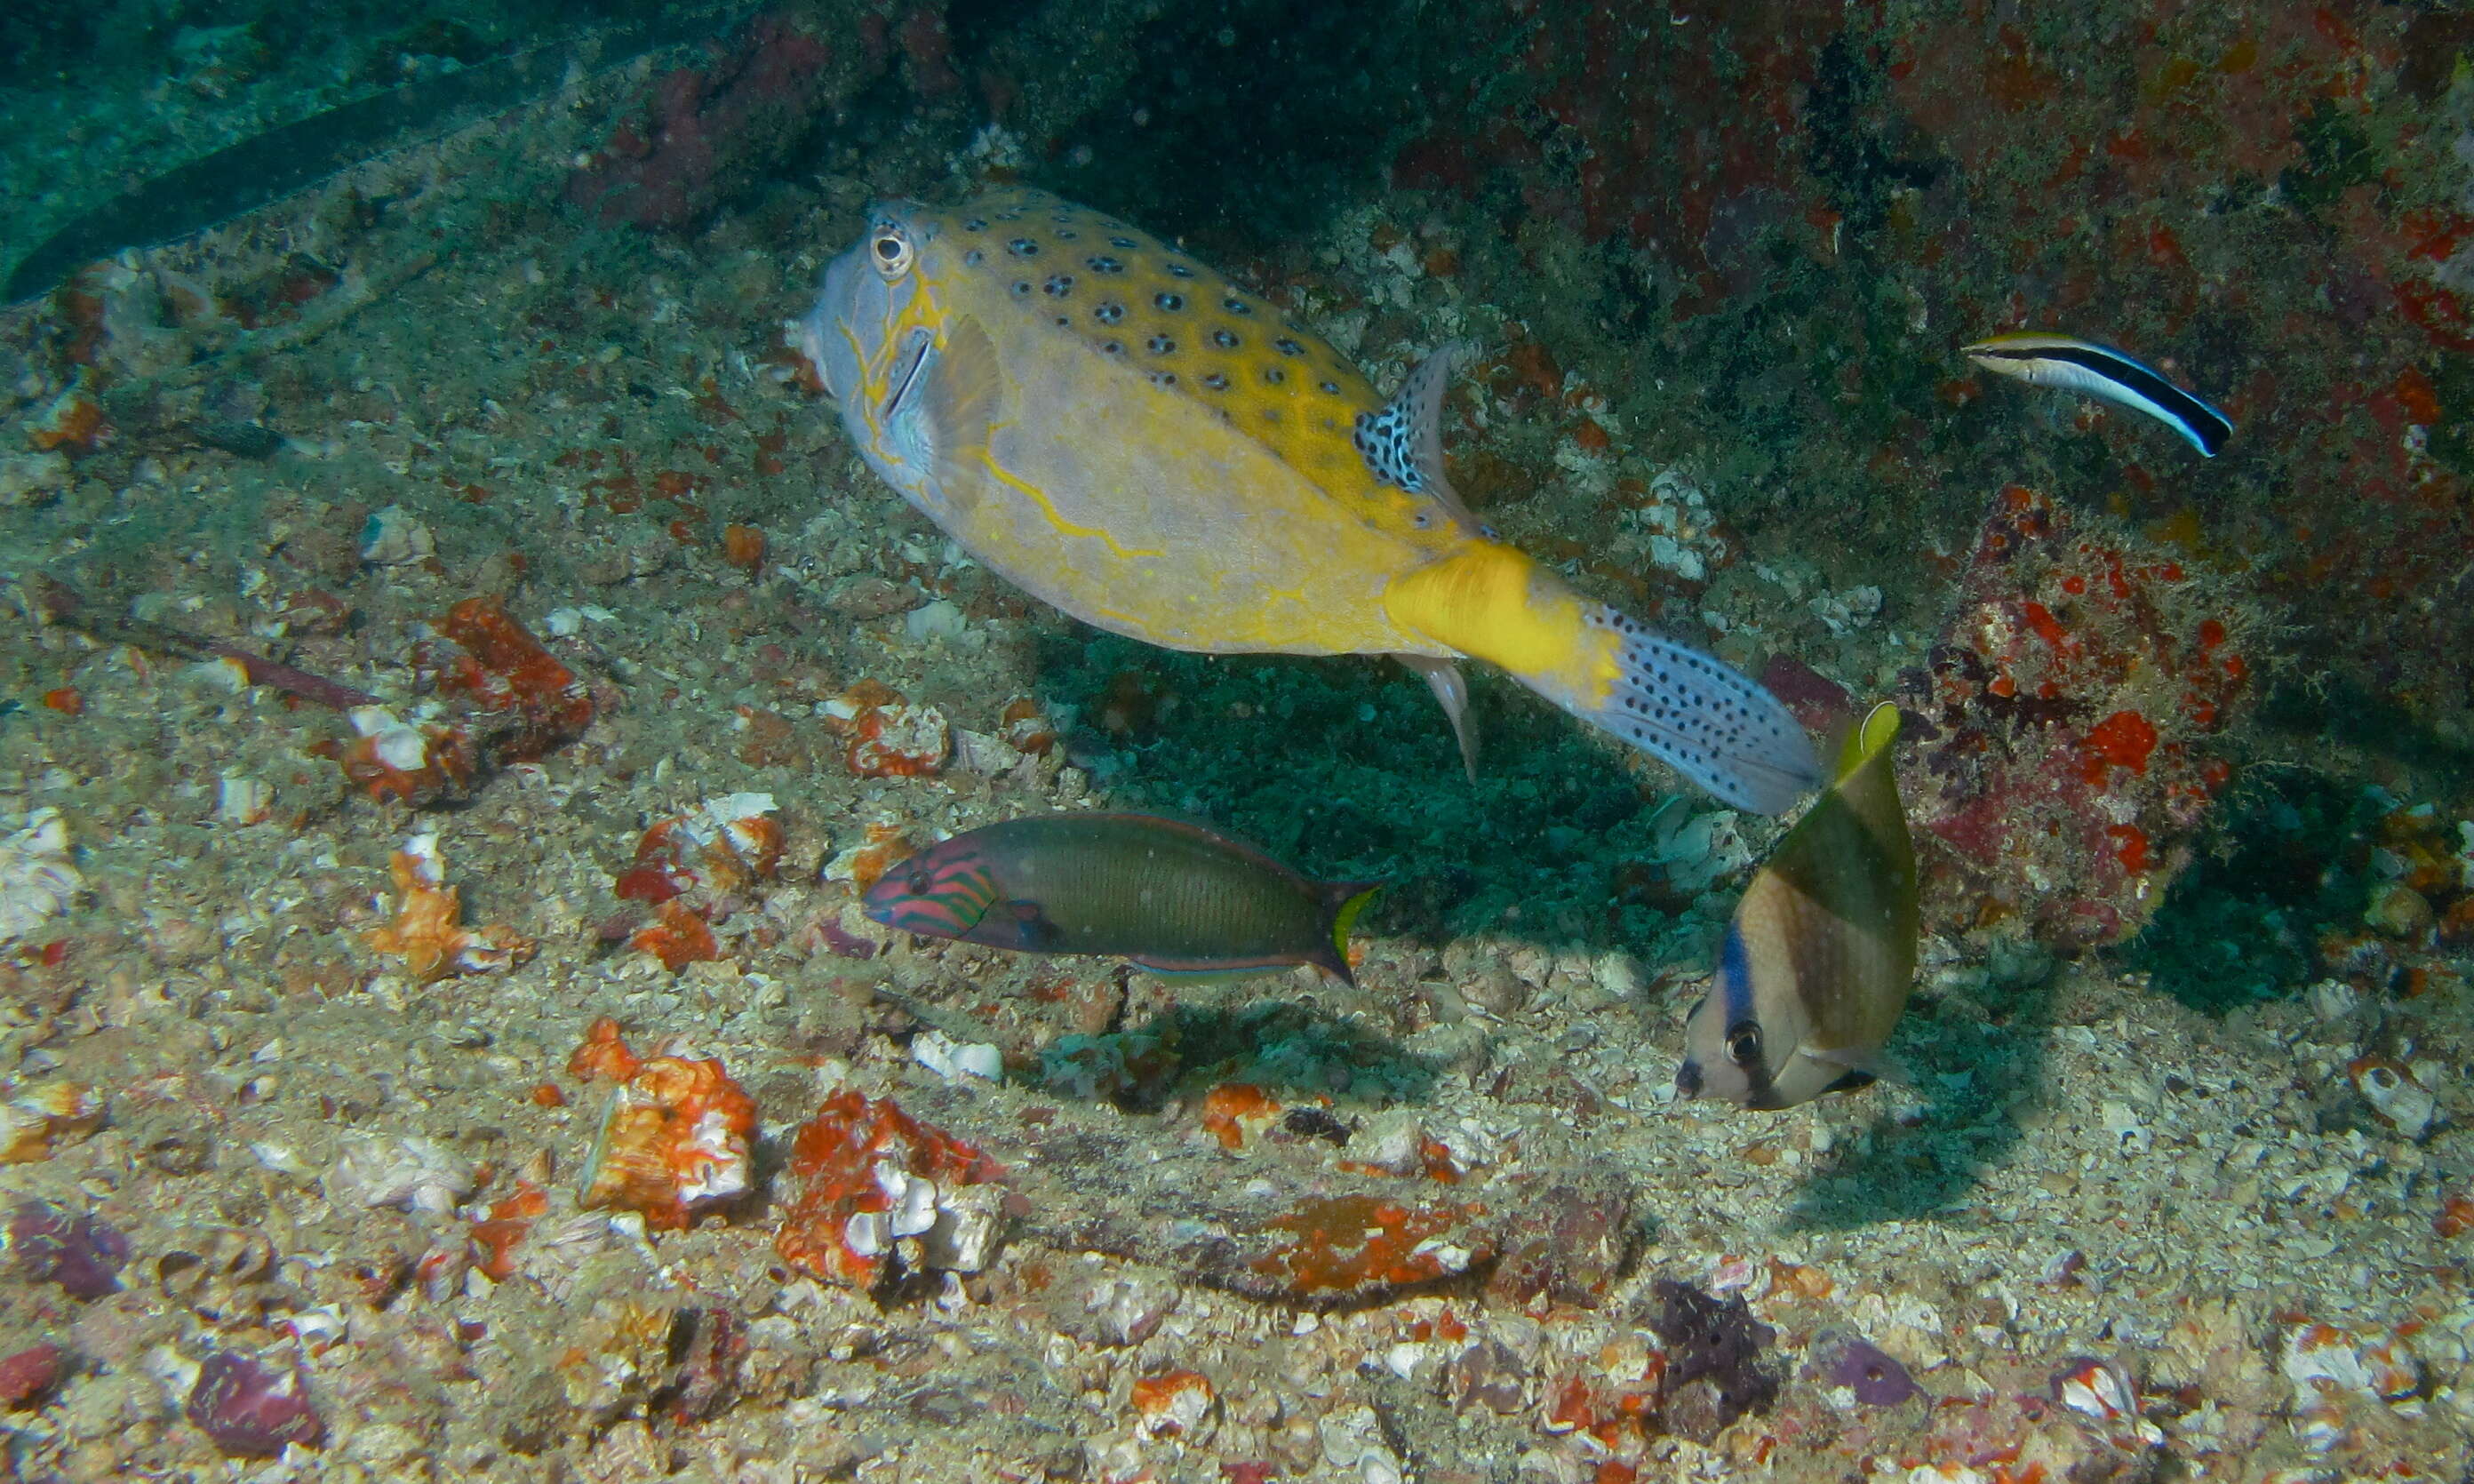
[1961,332,2233,458]
[860,812,1380,985]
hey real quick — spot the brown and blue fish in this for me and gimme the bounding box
[1677,700,1919,1110]
[862,812,1379,984]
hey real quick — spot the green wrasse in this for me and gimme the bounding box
[1676,701,1919,1110]
[800,187,1819,814]
[861,813,1378,984]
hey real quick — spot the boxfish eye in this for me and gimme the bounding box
[870,229,914,280]
[1725,1023,1763,1066]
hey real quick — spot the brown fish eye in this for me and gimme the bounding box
[1725,1025,1763,1065]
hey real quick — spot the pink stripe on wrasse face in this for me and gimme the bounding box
[868,852,998,936]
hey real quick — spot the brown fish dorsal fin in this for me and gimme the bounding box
[1076,811,1304,882]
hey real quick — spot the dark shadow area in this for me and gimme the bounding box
[2111,765,2366,1015]
[1036,0,1426,251]
[1040,995,1444,1113]
[1031,625,1698,957]
[2258,675,2474,777]
[1782,977,2051,1229]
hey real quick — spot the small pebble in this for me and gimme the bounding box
[185,1350,325,1457]
[2365,882,2435,939]
[358,505,435,565]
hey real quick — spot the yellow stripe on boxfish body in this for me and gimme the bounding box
[1676,701,1919,1111]
[1962,331,2233,458]
[800,186,1822,815]
[860,812,1380,985]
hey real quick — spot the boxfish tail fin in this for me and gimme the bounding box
[1382,544,1822,815]
[1317,880,1383,987]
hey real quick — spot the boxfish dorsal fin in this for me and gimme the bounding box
[1350,340,1488,536]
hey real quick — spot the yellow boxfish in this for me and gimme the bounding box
[800,187,1820,813]
[862,813,1379,984]
[1676,701,1919,1110]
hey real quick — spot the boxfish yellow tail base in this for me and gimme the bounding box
[1383,543,1820,815]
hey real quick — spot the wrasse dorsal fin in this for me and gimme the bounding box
[1353,340,1488,533]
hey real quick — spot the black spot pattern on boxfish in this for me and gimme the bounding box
[1353,402,1427,492]
[923,189,1390,495]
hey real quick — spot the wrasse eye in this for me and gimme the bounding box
[1725,1023,1763,1066]
[906,869,933,895]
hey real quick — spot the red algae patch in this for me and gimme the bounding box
[1238,1193,1488,1304]
[773,1089,1005,1289]
[422,595,595,762]
[363,834,534,983]
[576,1047,756,1231]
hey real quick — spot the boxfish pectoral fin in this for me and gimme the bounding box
[914,316,1003,514]
[1394,654,1477,782]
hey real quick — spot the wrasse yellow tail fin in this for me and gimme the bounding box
[1329,881,1382,961]
[1382,544,1821,814]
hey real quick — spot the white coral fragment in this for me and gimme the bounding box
[325,1132,478,1216]
[0,810,80,943]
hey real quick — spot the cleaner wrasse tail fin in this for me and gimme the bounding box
[1383,543,1821,814]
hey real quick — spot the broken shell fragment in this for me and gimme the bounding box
[216,772,274,826]
[358,504,435,565]
[910,1029,1003,1082]
[0,809,79,943]
[324,1133,478,1217]
[821,821,912,892]
[576,1051,756,1230]
[2054,1355,2136,1423]
[2349,1057,2438,1139]
[1129,1368,1217,1441]
[333,708,475,807]
[0,1081,104,1162]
